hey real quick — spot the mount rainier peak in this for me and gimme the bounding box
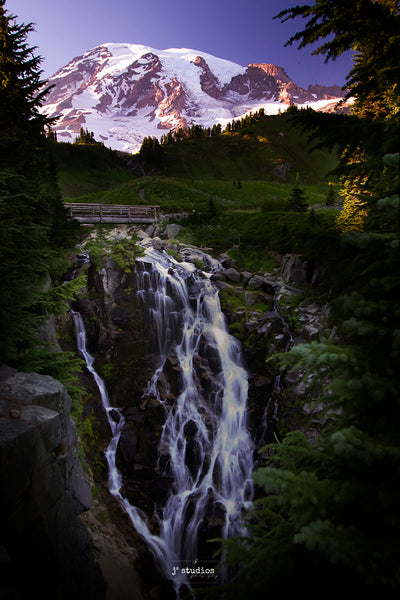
[41,43,346,153]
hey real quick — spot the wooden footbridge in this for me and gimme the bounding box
[65,203,160,224]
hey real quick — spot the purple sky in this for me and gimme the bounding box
[7,0,353,89]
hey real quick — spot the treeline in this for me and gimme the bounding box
[139,107,271,158]
[74,127,104,146]
[45,126,105,146]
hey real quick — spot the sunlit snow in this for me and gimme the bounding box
[41,42,346,153]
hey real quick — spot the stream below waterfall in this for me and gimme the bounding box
[72,247,255,598]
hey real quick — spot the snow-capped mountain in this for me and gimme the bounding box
[41,43,347,153]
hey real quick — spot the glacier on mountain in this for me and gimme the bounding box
[41,43,347,153]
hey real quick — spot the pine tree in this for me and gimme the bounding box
[275,0,399,231]
[214,3,400,597]
[0,1,79,364]
[287,174,308,212]
[138,135,163,168]
[325,185,336,206]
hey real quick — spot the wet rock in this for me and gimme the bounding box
[125,407,145,423]
[183,419,198,439]
[136,229,149,240]
[152,236,165,251]
[118,422,139,465]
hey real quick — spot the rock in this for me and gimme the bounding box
[118,422,139,464]
[247,274,277,294]
[0,371,72,417]
[240,271,253,285]
[281,253,309,284]
[183,419,198,439]
[223,267,241,283]
[257,321,272,336]
[218,253,234,268]
[303,324,320,339]
[293,381,308,396]
[165,223,181,239]
[0,369,105,599]
[0,364,16,379]
[145,224,156,237]
[152,236,165,250]
[38,313,62,352]
[125,407,144,423]
[136,229,148,240]
[140,236,153,246]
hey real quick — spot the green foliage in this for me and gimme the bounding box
[0,5,81,364]
[74,127,103,146]
[205,5,400,595]
[325,185,336,206]
[217,175,400,597]
[275,0,400,119]
[215,423,400,597]
[108,233,145,273]
[286,175,308,212]
[155,111,339,183]
[33,276,87,316]
[138,135,164,170]
[275,1,399,232]
[85,230,145,273]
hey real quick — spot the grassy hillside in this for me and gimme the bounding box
[65,175,336,213]
[54,113,342,275]
[158,111,339,183]
[55,112,340,200]
[51,142,134,198]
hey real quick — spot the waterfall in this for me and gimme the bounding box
[72,247,254,597]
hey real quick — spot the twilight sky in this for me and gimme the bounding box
[7,0,353,89]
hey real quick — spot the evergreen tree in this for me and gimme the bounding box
[325,185,336,206]
[212,3,400,597]
[138,135,163,168]
[0,1,79,364]
[275,0,399,231]
[74,126,99,145]
[287,174,308,212]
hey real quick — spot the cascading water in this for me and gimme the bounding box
[72,246,254,597]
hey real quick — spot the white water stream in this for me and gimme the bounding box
[72,247,254,597]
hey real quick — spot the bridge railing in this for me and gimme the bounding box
[64,203,160,224]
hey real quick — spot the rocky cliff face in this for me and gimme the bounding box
[60,225,336,598]
[72,227,331,481]
[0,367,105,600]
[41,43,348,152]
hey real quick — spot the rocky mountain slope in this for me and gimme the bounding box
[41,43,347,152]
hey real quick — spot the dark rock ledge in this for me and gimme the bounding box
[0,365,105,600]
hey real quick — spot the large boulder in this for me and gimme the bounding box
[0,368,105,600]
[165,223,182,239]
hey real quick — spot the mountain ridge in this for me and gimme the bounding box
[41,43,348,153]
